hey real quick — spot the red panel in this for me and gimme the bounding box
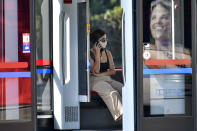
[0,79,5,106]
[18,0,31,105]
[18,0,30,69]
[145,59,190,66]
[0,62,28,69]
[36,60,51,66]
[64,0,72,4]
[0,78,31,105]
[19,78,31,104]
[115,66,122,69]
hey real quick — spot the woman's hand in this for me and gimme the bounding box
[90,42,102,74]
[93,42,102,55]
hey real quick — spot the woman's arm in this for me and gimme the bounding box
[90,55,100,74]
[90,43,102,73]
[106,50,116,75]
[92,52,101,74]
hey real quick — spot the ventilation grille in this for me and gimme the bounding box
[65,106,79,122]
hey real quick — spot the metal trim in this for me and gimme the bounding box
[30,0,37,130]
[77,0,86,3]
[136,0,143,130]
[192,0,197,130]
[49,0,54,114]
[122,12,126,85]
[86,0,91,102]
[62,12,66,85]
[37,115,53,119]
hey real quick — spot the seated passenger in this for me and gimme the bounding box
[90,29,123,121]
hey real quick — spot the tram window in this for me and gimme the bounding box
[143,0,192,117]
[90,0,122,67]
[0,0,31,121]
[35,0,52,112]
[88,0,123,123]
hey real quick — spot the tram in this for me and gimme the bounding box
[0,0,196,131]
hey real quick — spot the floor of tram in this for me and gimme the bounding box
[79,71,123,130]
[80,99,122,130]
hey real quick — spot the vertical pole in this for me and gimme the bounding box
[30,0,37,130]
[0,0,5,120]
[172,0,175,59]
[86,0,90,102]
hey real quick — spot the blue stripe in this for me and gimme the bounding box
[143,68,192,75]
[0,72,31,78]
[36,69,51,74]
[0,69,51,78]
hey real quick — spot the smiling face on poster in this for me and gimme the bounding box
[142,0,192,117]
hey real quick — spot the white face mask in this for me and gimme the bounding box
[100,41,107,48]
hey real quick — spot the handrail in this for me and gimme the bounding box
[86,0,91,102]
[62,12,66,85]
[172,0,175,59]
[63,14,71,85]
[122,11,126,85]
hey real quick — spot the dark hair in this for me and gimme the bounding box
[151,0,171,12]
[90,29,106,48]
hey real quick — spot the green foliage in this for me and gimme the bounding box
[90,0,120,14]
[90,1,122,66]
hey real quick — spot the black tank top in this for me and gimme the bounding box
[90,50,110,73]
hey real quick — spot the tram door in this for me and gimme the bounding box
[0,0,36,131]
[53,0,89,130]
[136,0,195,131]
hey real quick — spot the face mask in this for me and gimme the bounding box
[100,41,107,48]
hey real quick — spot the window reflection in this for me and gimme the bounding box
[0,0,31,121]
[143,0,192,117]
[35,0,52,112]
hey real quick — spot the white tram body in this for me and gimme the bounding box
[52,0,134,130]
[0,0,195,131]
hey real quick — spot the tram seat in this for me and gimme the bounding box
[80,67,123,129]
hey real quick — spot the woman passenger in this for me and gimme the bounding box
[90,29,123,121]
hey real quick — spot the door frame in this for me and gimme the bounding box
[193,0,197,130]
[136,0,197,131]
[0,0,36,130]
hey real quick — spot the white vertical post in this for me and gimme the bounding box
[64,17,71,84]
[121,0,135,131]
[172,0,175,59]
[53,0,63,129]
[86,0,91,103]
[5,0,19,120]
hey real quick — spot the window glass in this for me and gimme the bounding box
[0,0,32,121]
[143,0,192,117]
[90,0,122,66]
[35,0,52,112]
